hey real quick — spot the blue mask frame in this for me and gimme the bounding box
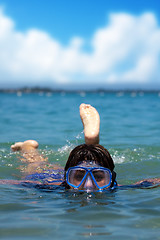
[66,166,112,190]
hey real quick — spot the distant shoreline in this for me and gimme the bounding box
[0,88,160,94]
[0,87,160,94]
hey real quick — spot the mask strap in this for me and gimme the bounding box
[110,171,116,187]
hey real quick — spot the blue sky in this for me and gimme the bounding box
[0,0,160,89]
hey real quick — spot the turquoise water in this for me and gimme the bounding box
[0,92,160,239]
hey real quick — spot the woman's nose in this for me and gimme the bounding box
[83,176,94,189]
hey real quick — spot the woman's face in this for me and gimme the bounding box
[65,161,112,191]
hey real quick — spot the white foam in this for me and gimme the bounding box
[112,155,126,164]
[58,142,74,155]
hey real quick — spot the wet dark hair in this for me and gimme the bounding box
[64,144,116,188]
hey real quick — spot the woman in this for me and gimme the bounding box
[1,104,160,190]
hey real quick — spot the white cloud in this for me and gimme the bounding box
[0,8,160,86]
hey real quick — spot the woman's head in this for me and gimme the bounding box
[65,144,115,171]
[64,144,116,190]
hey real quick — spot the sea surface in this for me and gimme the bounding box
[0,92,160,239]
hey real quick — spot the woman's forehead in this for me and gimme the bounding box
[77,161,100,168]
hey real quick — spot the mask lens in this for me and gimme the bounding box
[92,169,111,187]
[68,168,86,187]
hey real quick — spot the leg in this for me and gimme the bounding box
[11,140,48,174]
[80,103,100,144]
[11,140,45,163]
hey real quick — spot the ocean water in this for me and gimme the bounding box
[0,92,160,239]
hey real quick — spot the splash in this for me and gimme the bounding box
[58,131,83,155]
[110,146,160,165]
[58,143,74,155]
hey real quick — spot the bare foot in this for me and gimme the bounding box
[80,103,100,144]
[11,140,47,166]
[11,140,39,152]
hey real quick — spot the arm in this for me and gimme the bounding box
[134,178,160,187]
[117,178,160,189]
[0,179,62,186]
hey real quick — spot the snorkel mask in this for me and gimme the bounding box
[65,162,116,191]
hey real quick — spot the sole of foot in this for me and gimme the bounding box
[80,103,100,145]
